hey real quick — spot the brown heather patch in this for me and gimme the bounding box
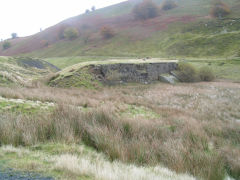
[0,81,239,179]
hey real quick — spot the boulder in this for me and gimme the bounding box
[159,74,179,84]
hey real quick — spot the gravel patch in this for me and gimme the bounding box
[0,169,53,180]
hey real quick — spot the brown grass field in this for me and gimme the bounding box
[0,81,239,179]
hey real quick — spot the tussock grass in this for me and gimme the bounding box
[198,66,215,81]
[0,82,239,179]
[54,154,195,180]
[0,144,194,180]
[1,145,30,156]
[176,62,199,82]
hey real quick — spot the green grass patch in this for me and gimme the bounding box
[122,105,160,119]
[0,56,59,86]
[49,66,102,89]
[0,97,54,114]
[188,59,240,81]
[0,144,94,180]
[44,56,133,69]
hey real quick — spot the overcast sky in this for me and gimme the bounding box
[0,0,126,40]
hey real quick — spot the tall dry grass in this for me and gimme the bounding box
[0,105,233,180]
[0,82,239,179]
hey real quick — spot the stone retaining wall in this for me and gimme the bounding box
[90,62,177,84]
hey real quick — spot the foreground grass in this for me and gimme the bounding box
[0,143,194,180]
[0,82,239,179]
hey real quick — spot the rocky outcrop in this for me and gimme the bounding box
[90,62,177,84]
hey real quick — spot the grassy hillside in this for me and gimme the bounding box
[0,56,59,86]
[1,0,240,58]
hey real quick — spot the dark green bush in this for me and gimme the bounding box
[91,6,96,11]
[100,26,115,39]
[2,41,11,50]
[64,27,79,40]
[199,66,215,81]
[210,0,231,18]
[176,62,199,82]
[133,0,159,20]
[11,33,17,39]
[221,147,240,180]
[161,0,177,11]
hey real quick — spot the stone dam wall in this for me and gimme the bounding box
[89,62,178,84]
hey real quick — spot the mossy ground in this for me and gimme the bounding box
[49,67,102,89]
[121,105,160,119]
[0,97,54,114]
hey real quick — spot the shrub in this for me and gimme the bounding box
[83,33,91,44]
[161,0,177,11]
[2,41,11,50]
[133,0,159,20]
[176,62,199,82]
[64,27,79,40]
[57,25,68,40]
[221,148,240,179]
[210,0,231,18]
[11,33,17,39]
[41,40,49,47]
[199,66,215,81]
[100,26,115,39]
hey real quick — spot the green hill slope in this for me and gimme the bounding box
[0,56,59,86]
[0,0,240,58]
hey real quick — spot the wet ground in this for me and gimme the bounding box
[0,169,53,180]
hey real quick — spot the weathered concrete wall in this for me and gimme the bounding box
[90,62,177,84]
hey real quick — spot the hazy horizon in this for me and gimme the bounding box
[0,0,126,40]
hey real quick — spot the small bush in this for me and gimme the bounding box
[11,33,17,39]
[133,0,159,20]
[161,0,177,11]
[64,27,79,40]
[199,66,215,81]
[100,26,115,39]
[176,62,199,82]
[221,148,240,180]
[210,0,231,18]
[2,41,11,50]
[41,40,49,47]
[57,25,68,40]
